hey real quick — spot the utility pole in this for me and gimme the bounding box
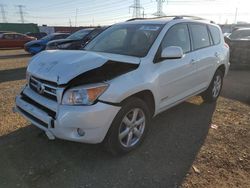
[234,7,238,24]
[153,0,166,17]
[0,4,7,23]
[129,0,144,18]
[16,5,25,23]
[69,18,72,27]
[75,8,78,27]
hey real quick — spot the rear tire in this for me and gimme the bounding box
[104,97,151,155]
[202,69,223,103]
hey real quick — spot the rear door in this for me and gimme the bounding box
[15,34,27,47]
[188,23,216,89]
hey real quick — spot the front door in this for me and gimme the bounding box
[2,34,15,48]
[155,23,199,111]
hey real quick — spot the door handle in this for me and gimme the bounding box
[190,59,196,65]
[215,52,220,57]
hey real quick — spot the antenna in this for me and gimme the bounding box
[129,0,144,18]
[16,5,25,23]
[153,0,166,17]
[0,4,7,23]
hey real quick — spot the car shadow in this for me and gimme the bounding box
[0,67,26,83]
[0,99,216,188]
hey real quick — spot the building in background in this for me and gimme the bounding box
[0,23,39,34]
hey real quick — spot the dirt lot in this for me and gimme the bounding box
[0,50,249,188]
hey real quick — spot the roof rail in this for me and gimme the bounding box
[172,15,215,23]
[126,15,215,24]
[126,18,146,22]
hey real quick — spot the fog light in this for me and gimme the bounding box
[77,128,85,136]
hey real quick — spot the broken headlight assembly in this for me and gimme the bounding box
[62,83,109,105]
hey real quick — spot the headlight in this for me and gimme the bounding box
[62,83,108,105]
[57,43,71,49]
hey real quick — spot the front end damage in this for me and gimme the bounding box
[14,50,139,143]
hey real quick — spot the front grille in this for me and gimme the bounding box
[29,76,57,101]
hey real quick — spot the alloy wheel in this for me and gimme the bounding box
[212,75,222,98]
[118,108,146,148]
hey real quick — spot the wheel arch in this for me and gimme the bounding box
[217,64,226,77]
[121,90,156,117]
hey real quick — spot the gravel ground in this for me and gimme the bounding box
[0,50,249,188]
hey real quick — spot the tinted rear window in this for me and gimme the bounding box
[189,24,210,50]
[208,25,221,45]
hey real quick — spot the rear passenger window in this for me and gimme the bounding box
[189,24,210,50]
[161,24,191,53]
[208,25,221,45]
[15,34,24,39]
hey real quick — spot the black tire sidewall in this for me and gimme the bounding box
[202,69,223,103]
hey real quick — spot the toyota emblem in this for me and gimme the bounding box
[37,82,45,94]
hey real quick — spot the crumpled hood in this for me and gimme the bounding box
[27,50,140,85]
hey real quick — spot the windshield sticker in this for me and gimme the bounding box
[139,26,160,31]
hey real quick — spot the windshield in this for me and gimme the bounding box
[230,29,250,40]
[84,24,163,57]
[67,29,93,40]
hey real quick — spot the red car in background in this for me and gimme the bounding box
[0,32,36,49]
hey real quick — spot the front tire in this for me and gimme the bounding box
[202,69,223,103]
[104,97,151,155]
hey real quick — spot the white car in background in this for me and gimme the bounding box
[15,16,230,155]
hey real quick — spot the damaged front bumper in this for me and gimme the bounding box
[14,86,121,144]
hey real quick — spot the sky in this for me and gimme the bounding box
[0,0,250,26]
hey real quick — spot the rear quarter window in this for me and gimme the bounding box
[189,24,210,50]
[208,25,221,45]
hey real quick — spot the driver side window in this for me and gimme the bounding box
[161,24,191,53]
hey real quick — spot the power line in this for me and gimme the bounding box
[153,0,166,17]
[129,0,144,18]
[0,4,7,22]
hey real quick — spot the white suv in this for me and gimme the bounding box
[15,16,230,154]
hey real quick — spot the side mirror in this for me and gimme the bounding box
[161,46,183,60]
[224,36,231,44]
